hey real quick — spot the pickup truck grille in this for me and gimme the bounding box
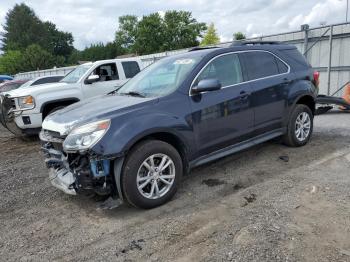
[10,99,16,110]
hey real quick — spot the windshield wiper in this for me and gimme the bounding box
[119,91,146,98]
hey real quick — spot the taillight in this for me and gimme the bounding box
[313,71,320,88]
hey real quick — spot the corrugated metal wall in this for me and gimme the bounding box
[15,22,350,96]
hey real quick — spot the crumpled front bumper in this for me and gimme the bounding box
[41,142,77,195]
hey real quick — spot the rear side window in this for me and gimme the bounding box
[280,48,310,71]
[241,52,281,80]
[122,61,141,78]
[194,53,243,87]
[275,57,288,74]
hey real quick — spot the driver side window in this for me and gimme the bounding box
[194,53,243,87]
[92,63,119,82]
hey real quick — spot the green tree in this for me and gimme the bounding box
[133,13,164,55]
[44,22,74,59]
[0,44,62,74]
[162,11,207,51]
[114,11,207,55]
[115,15,138,53]
[21,44,58,71]
[233,32,246,40]
[200,23,220,46]
[1,3,74,62]
[1,3,48,52]
[70,42,122,63]
[0,50,23,75]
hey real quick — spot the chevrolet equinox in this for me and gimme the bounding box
[40,42,318,209]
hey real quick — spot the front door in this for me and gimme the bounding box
[190,53,254,158]
[82,62,122,98]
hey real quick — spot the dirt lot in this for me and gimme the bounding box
[0,112,350,262]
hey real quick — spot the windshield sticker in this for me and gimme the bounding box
[174,59,194,65]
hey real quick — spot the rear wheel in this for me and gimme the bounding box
[121,140,182,209]
[283,104,313,147]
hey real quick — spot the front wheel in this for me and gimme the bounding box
[121,140,183,209]
[282,104,313,147]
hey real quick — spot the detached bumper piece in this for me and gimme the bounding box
[316,95,350,115]
[49,167,76,195]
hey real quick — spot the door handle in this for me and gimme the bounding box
[282,78,292,85]
[239,91,249,100]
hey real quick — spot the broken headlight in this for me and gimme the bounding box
[63,119,110,152]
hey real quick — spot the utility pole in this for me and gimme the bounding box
[347,0,349,22]
[327,25,334,95]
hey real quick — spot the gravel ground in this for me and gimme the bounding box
[0,111,349,262]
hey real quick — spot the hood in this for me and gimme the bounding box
[42,94,156,135]
[5,82,71,97]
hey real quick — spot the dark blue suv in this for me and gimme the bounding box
[40,42,317,209]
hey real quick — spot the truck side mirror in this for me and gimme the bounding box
[85,74,100,84]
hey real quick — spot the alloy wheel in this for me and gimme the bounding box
[136,153,176,200]
[295,112,311,142]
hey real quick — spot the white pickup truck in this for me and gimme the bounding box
[0,58,143,136]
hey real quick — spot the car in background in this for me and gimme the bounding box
[0,79,29,93]
[19,75,64,89]
[0,75,13,83]
[0,75,64,93]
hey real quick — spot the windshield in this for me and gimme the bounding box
[19,80,34,88]
[117,54,202,97]
[60,64,92,83]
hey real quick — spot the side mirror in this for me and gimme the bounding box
[85,74,99,84]
[192,79,222,94]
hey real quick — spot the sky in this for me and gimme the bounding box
[0,0,348,50]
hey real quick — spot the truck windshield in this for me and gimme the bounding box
[117,55,202,97]
[60,64,92,83]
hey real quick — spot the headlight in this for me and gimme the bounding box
[18,96,35,109]
[63,119,110,152]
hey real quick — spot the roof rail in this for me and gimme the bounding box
[231,41,282,47]
[188,46,220,52]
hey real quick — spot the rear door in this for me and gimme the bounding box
[82,62,122,98]
[190,53,254,157]
[120,61,141,80]
[239,51,290,135]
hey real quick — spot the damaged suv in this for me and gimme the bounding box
[40,42,317,209]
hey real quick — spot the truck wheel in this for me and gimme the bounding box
[283,104,313,147]
[121,140,182,209]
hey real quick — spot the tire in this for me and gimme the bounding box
[282,104,313,147]
[121,140,183,209]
